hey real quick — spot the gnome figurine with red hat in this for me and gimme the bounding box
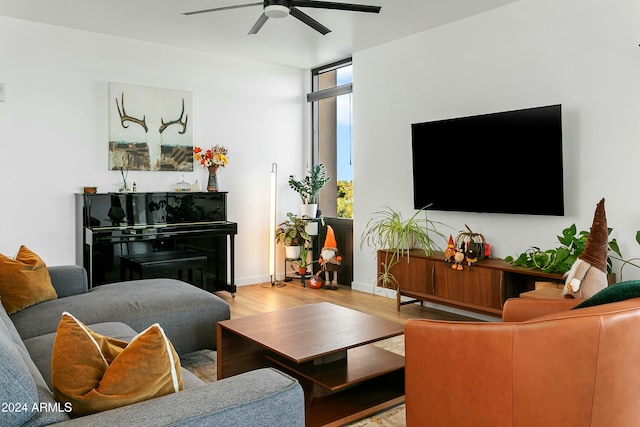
[444,235,456,264]
[319,225,342,290]
[562,198,609,299]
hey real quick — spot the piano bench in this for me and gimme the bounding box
[120,250,207,288]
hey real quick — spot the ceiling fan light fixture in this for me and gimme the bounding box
[264,4,290,18]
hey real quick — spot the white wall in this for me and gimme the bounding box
[3,0,640,296]
[352,0,640,295]
[0,17,306,285]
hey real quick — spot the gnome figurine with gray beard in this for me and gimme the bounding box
[562,198,609,299]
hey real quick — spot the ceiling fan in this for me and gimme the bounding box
[182,0,382,35]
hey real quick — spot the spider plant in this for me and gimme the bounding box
[360,206,449,289]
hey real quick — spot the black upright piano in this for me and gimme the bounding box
[76,192,237,294]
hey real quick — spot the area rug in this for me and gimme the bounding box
[180,335,406,426]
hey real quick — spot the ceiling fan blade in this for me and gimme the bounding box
[182,2,262,16]
[290,7,331,35]
[291,1,381,13]
[248,13,270,35]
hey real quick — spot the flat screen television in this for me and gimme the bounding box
[411,104,564,216]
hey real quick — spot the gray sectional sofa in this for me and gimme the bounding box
[1,265,305,426]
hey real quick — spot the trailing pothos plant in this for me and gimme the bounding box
[504,223,621,274]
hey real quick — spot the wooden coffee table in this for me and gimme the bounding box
[217,302,405,426]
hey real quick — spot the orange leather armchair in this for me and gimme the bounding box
[405,297,640,427]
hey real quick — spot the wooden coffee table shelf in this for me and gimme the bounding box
[266,344,404,392]
[303,373,405,427]
[217,302,405,426]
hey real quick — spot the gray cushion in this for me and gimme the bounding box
[0,300,25,349]
[0,303,50,392]
[0,312,38,427]
[22,386,71,426]
[11,279,230,354]
[48,265,88,298]
[0,304,68,426]
[14,345,49,392]
[180,369,206,389]
[53,368,304,427]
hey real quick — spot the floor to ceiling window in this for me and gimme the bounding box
[308,58,354,286]
[308,58,353,219]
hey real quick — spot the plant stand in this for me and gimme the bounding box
[284,257,311,286]
[283,233,320,286]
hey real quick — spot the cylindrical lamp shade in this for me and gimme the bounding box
[268,163,277,281]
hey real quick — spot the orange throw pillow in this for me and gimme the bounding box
[52,312,183,417]
[0,245,57,314]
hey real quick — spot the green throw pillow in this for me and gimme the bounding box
[572,280,640,309]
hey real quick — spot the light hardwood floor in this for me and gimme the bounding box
[213,281,476,324]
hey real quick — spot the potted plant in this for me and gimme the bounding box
[504,223,621,275]
[275,212,311,260]
[360,206,449,289]
[297,242,313,276]
[288,164,330,218]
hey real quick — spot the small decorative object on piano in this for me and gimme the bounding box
[83,186,97,194]
[173,174,192,192]
[119,167,130,192]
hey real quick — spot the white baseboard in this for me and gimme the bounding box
[234,273,307,287]
[234,275,271,287]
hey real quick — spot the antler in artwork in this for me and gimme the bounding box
[116,92,148,132]
[159,98,188,134]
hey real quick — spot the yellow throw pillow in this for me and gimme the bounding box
[0,245,57,314]
[52,312,183,417]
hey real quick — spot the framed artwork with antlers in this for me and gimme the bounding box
[108,82,193,171]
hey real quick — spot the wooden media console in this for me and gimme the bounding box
[378,250,566,317]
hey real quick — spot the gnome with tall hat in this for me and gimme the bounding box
[444,235,456,264]
[319,225,342,290]
[562,198,609,299]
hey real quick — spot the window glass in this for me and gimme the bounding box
[311,60,353,219]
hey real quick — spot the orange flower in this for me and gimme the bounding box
[193,145,229,169]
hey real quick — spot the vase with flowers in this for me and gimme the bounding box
[193,145,229,192]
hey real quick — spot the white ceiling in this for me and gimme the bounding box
[0,0,521,69]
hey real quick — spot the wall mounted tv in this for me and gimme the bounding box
[411,104,564,216]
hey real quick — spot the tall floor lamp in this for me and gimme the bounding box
[268,163,285,287]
